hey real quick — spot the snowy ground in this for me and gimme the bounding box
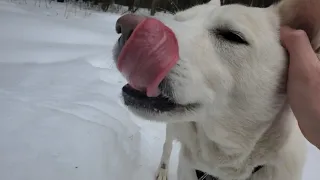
[0,0,319,180]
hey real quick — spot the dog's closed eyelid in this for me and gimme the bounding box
[211,28,249,45]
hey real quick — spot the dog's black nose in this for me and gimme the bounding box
[115,14,146,43]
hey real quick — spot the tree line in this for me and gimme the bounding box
[58,0,281,15]
[100,0,280,14]
[92,0,212,15]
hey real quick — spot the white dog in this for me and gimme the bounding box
[112,0,320,179]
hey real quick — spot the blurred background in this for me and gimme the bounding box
[52,0,281,16]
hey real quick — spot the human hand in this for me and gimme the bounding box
[280,26,320,149]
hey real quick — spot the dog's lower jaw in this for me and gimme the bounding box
[124,104,204,124]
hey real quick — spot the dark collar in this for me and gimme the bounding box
[196,165,264,180]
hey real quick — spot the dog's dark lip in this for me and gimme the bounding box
[121,84,199,113]
[122,84,176,112]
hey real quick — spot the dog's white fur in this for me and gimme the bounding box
[118,0,320,179]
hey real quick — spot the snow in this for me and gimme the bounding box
[0,0,319,180]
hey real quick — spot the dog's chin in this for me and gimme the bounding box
[121,84,199,121]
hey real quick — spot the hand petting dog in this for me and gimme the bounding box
[281,26,320,149]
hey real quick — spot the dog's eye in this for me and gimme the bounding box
[215,29,248,45]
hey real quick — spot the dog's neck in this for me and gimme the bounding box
[202,103,292,163]
[176,101,295,179]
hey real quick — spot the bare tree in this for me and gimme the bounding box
[151,0,161,15]
[127,0,134,11]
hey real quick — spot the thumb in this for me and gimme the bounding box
[280,26,319,66]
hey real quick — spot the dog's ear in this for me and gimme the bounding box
[277,0,320,52]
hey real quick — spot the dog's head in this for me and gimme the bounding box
[112,0,320,123]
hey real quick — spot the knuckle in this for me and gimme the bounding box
[291,29,308,40]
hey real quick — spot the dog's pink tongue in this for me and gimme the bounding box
[117,18,179,97]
